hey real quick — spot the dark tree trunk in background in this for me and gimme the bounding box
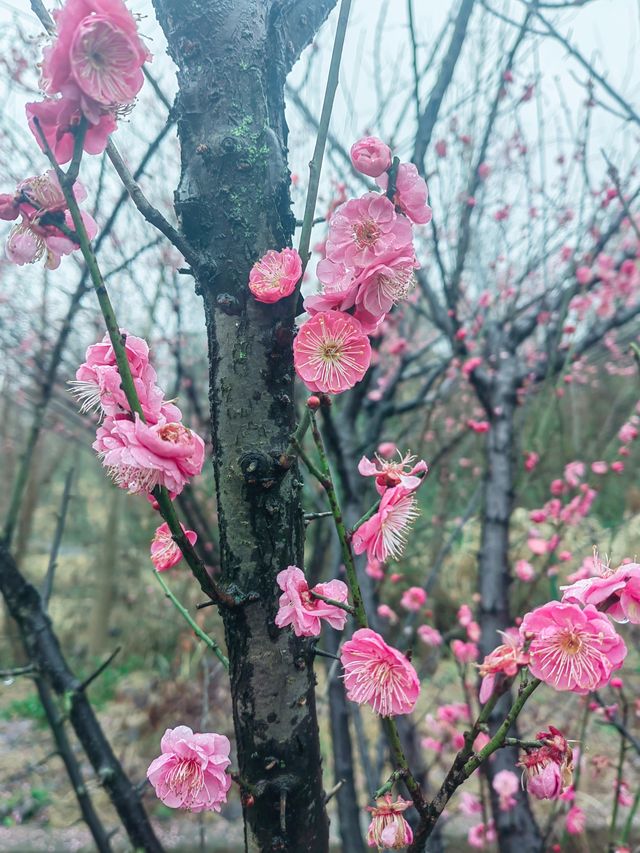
[477,359,542,853]
[151,1,336,849]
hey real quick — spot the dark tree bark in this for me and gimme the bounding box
[476,359,542,853]
[0,544,163,853]
[150,1,337,849]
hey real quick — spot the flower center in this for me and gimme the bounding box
[158,423,189,443]
[558,629,582,655]
[320,341,343,362]
[353,218,380,248]
[166,758,204,806]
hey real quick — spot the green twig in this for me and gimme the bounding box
[153,570,229,669]
[309,589,355,615]
[297,0,352,272]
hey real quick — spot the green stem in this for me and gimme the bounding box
[462,679,540,776]
[621,787,640,845]
[309,589,355,615]
[608,702,628,851]
[297,0,352,272]
[303,412,425,813]
[153,570,228,669]
[32,119,235,610]
[308,413,367,627]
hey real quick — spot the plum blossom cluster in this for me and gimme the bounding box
[561,558,640,624]
[0,170,96,268]
[27,0,150,163]
[274,565,348,637]
[146,726,231,812]
[71,332,205,498]
[292,136,430,395]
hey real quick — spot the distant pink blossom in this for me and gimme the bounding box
[561,560,640,624]
[150,522,197,571]
[564,461,585,488]
[466,620,481,642]
[94,415,205,496]
[377,604,398,624]
[457,604,472,626]
[293,311,371,394]
[459,792,483,816]
[274,566,348,637]
[467,419,490,433]
[565,805,586,834]
[520,601,626,693]
[366,794,413,849]
[524,452,539,472]
[417,625,442,646]
[350,136,392,177]
[591,461,608,474]
[352,485,419,562]
[492,770,519,811]
[378,442,397,457]
[248,247,301,303]
[451,639,478,664]
[358,450,428,495]
[468,821,496,849]
[515,559,535,582]
[462,356,482,376]
[376,163,432,224]
[611,461,625,473]
[146,725,230,812]
[341,628,420,716]
[618,421,638,444]
[366,558,385,580]
[325,193,413,269]
[400,586,426,612]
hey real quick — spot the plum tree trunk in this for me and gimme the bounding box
[151,1,337,849]
[477,359,542,853]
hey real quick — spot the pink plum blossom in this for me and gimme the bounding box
[341,628,420,716]
[350,136,392,178]
[417,625,442,646]
[400,586,427,612]
[565,805,586,834]
[376,163,432,224]
[352,485,419,562]
[357,450,428,495]
[561,560,640,623]
[3,169,96,268]
[26,95,117,163]
[274,565,348,637]
[146,725,231,812]
[150,523,197,571]
[93,415,205,496]
[450,640,478,664]
[293,311,371,394]
[467,821,496,849]
[366,794,413,849]
[519,726,573,800]
[325,193,414,269]
[515,559,535,582]
[248,247,301,303]
[520,602,627,693]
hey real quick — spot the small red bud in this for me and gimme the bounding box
[307,395,321,410]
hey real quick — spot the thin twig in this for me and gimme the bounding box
[41,467,74,610]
